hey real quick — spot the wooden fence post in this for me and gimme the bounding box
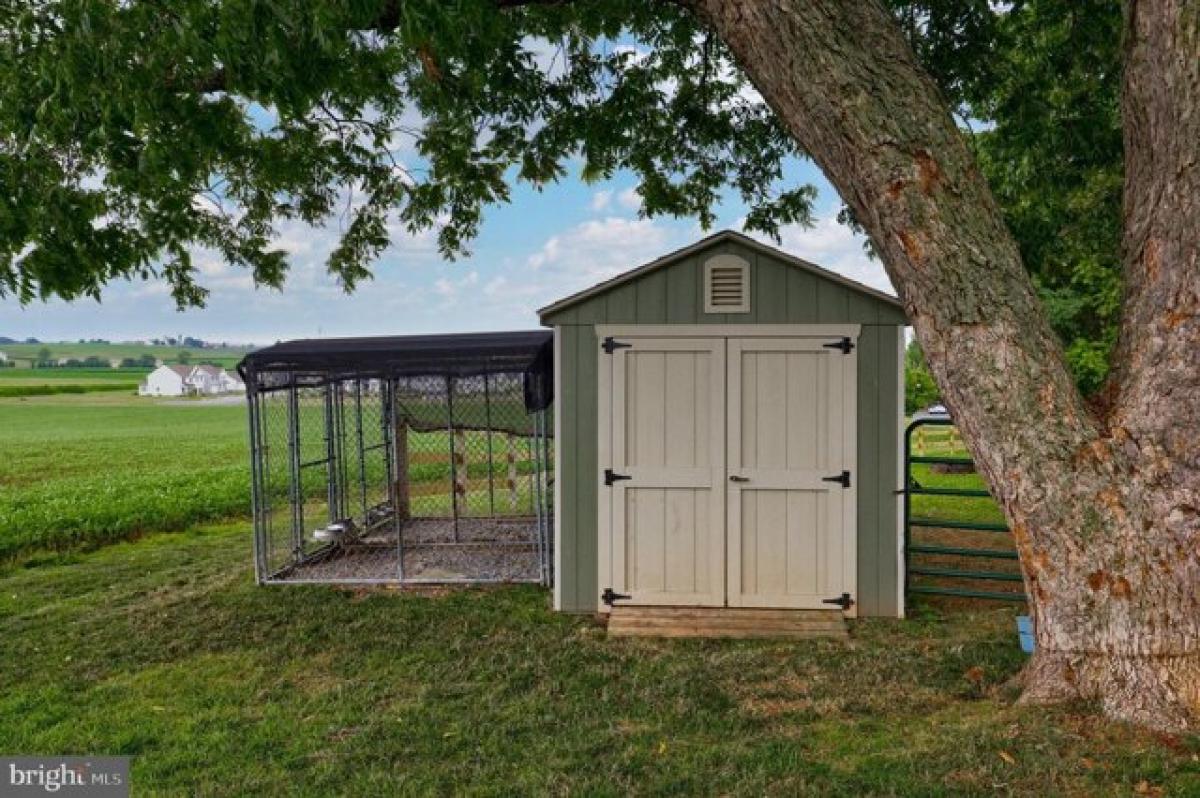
[454,428,468,517]
[394,420,409,520]
[506,433,519,510]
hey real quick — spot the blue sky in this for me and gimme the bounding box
[0,160,892,346]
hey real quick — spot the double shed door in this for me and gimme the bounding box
[602,332,856,611]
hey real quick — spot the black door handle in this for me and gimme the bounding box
[729,475,750,483]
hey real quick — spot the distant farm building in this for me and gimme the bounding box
[138,364,246,397]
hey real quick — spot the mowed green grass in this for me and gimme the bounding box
[1,524,1197,795]
[0,393,251,558]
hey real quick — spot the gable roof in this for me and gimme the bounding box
[537,229,902,321]
[165,364,193,379]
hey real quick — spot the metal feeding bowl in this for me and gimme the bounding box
[312,519,358,543]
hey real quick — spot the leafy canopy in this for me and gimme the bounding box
[904,339,940,414]
[0,0,809,307]
[889,0,1122,394]
[2,0,1122,394]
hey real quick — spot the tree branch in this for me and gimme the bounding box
[183,0,561,94]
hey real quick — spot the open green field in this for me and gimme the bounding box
[1,524,1197,795]
[0,392,541,561]
[1,395,1197,793]
[0,393,251,558]
[0,340,251,367]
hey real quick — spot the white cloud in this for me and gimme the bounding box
[195,256,226,278]
[131,282,172,299]
[523,217,693,309]
[526,217,676,277]
[432,270,479,303]
[590,190,613,212]
[617,187,640,211]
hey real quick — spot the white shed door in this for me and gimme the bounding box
[726,338,856,609]
[609,338,726,606]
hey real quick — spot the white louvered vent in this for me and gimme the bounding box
[703,254,750,313]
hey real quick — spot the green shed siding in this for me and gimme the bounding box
[546,236,906,616]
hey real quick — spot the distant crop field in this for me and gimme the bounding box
[0,341,251,368]
[0,383,139,398]
[0,393,251,559]
[0,367,150,381]
[0,367,147,397]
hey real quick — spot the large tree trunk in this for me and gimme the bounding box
[686,0,1200,730]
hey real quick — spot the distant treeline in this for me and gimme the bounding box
[30,355,159,369]
[0,383,138,398]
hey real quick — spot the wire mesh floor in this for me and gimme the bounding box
[267,517,542,584]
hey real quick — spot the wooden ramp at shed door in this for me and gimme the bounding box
[607,606,848,640]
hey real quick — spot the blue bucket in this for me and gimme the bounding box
[1016,615,1034,654]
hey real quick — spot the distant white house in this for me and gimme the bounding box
[0,351,7,363]
[218,368,246,393]
[138,364,245,397]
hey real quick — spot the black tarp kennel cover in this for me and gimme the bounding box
[238,330,553,412]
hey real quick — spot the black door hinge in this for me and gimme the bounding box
[822,592,855,611]
[604,468,632,486]
[602,588,631,606]
[823,336,855,354]
[822,470,851,488]
[602,337,632,354]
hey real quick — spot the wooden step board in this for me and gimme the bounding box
[607,606,848,640]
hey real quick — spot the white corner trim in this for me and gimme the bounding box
[552,326,563,612]
[595,334,613,614]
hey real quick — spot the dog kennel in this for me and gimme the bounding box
[239,331,554,586]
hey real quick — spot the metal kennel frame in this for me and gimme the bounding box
[241,332,554,587]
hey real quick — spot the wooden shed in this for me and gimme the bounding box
[540,230,908,618]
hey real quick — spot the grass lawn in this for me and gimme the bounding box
[1,523,1198,795]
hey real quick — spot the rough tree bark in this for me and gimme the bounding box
[684,0,1200,730]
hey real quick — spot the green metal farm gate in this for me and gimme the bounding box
[903,417,1027,607]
